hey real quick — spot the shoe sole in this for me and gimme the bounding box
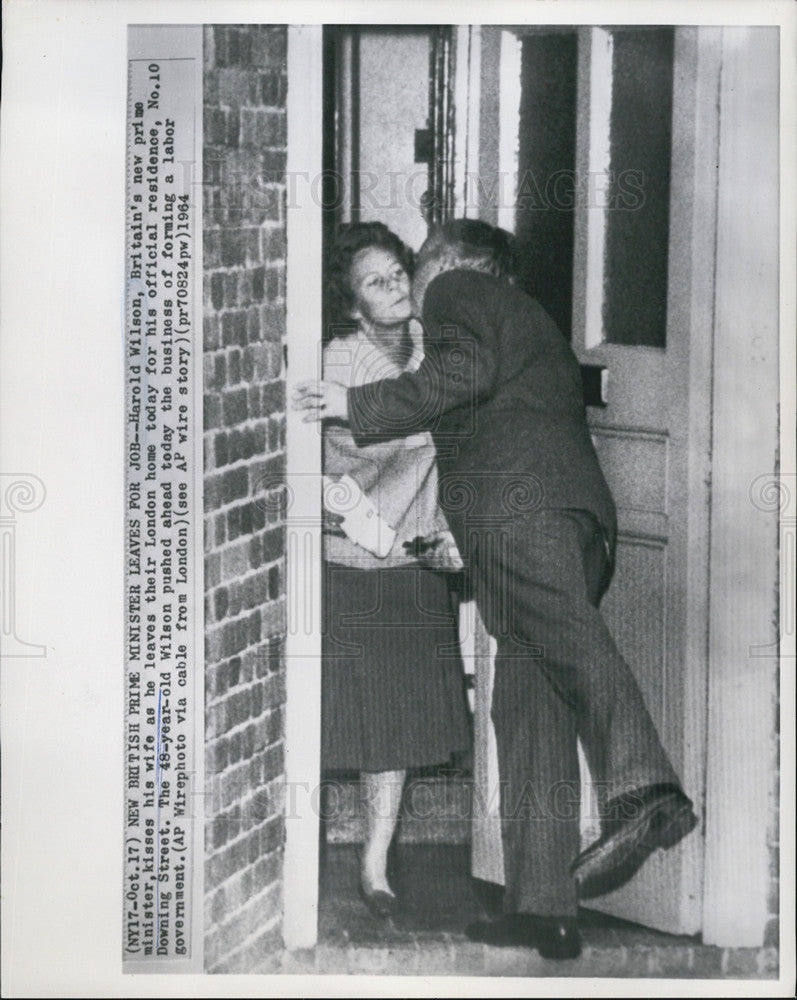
[466,923,582,960]
[573,796,698,899]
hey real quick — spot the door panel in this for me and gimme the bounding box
[470,25,719,935]
[570,26,719,933]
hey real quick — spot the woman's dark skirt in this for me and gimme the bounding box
[322,563,471,772]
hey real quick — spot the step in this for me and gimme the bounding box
[275,939,779,979]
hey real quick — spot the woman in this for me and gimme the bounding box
[320,222,470,917]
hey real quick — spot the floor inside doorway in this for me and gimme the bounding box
[319,841,690,946]
[300,843,778,979]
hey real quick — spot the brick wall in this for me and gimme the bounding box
[202,24,288,974]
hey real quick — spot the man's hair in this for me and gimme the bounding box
[323,221,414,341]
[427,219,518,280]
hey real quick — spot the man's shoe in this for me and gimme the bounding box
[465,914,582,960]
[571,783,698,899]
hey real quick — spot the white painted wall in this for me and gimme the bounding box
[339,28,431,251]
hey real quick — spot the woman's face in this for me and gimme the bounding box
[348,246,412,328]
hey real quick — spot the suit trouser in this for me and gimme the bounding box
[455,508,681,917]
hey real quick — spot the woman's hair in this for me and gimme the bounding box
[426,219,518,280]
[323,221,414,341]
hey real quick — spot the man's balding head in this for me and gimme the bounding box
[411,219,517,313]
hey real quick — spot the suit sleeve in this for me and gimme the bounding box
[348,271,500,445]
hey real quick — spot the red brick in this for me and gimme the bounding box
[203,393,221,431]
[260,74,286,108]
[258,815,285,855]
[267,564,281,601]
[220,539,249,580]
[217,67,259,105]
[241,184,281,225]
[224,108,241,147]
[250,454,285,495]
[204,231,222,273]
[217,762,244,809]
[262,225,287,261]
[262,380,285,417]
[267,636,284,673]
[261,706,284,747]
[227,429,244,466]
[242,429,258,462]
[240,649,259,684]
[205,736,229,774]
[246,384,263,418]
[260,303,285,342]
[208,920,283,975]
[221,465,249,502]
[213,26,253,70]
[246,307,262,343]
[212,812,232,850]
[250,26,287,70]
[254,421,269,454]
[244,344,274,380]
[203,471,221,513]
[249,782,282,826]
[222,271,238,308]
[204,107,228,146]
[213,586,229,621]
[248,608,262,645]
[223,616,252,658]
[206,825,260,888]
[204,27,288,973]
[214,432,228,468]
[210,271,225,311]
[204,551,221,587]
[240,108,281,148]
[257,739,285,781]
[260,526,286,564]
[204,315,220,353]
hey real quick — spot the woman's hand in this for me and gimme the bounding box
[292,380,349,422]
[403,530,464,571]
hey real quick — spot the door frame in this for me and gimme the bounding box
[701,25,781,949]
[283,23,324,951]
[281,22,783,952]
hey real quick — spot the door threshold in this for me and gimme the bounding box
[275,937,778,980]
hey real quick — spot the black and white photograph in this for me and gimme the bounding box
[1,2,795,995]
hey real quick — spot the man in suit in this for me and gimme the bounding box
[295,219,697,959]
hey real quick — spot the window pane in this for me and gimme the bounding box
[515,32,578,339]
[604,27,674,348]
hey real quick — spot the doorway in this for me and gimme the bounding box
[316,22,481,933]
[282,22,781,953]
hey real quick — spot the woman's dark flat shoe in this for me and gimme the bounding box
[358,882,401,919]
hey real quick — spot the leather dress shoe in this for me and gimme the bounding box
[571,783,698,899]
[466,914,582,960]
[358,881,401,919]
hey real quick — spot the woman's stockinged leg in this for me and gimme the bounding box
[361,768,406,894]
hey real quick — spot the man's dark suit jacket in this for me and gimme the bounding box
[348,269,617,548]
